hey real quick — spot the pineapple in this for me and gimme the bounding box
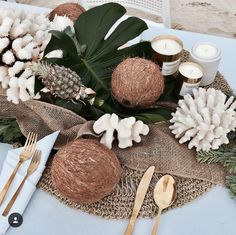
[32,62,95,101]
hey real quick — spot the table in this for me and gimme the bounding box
[1,2,236,235]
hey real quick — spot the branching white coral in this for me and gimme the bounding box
[93,113,149,149]
[7,72,36,104]
[0,8,56,103]
[0,37,10,53]
[0,17,13,37]
[170,88,236,152]
[0,66,9,89]
[2,50,15,65]
[0,8,77,104]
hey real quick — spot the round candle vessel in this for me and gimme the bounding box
[194,44,218,60]
[177,62,203,96]
[151,35,183,76]
[179,62,203,79]
[152,38,182,56]
[189,42,221,86]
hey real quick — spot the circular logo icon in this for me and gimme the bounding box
[8,213,23,228]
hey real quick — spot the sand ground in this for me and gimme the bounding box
[13,0,236,39]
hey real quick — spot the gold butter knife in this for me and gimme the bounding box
[124,166,155,235]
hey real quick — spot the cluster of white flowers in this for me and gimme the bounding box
[0,8,74,104]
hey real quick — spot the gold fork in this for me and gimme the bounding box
[2,150,41,217]
[0,132,38,205]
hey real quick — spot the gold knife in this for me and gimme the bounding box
[124,166,155,235]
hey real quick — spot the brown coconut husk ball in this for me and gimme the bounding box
[49,3,85,22]
[51,139,121,204]
[111,57,164,108]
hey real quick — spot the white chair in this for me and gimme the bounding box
[81,0,171,28]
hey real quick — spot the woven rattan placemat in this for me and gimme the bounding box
[37,52,231,219]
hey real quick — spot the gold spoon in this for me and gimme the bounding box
[151,175,177,235]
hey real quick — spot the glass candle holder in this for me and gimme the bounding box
[177,62,203,96]
[151,35,183,77]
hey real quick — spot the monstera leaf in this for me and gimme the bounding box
[42,3,175,123]
[44,3,152,94]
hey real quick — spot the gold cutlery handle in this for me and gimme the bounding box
[151,208,163,235]
[124,166,155,235]
[0,161,22,205]
[2,174,28,217]
[124,214,137,235]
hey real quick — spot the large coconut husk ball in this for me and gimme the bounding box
[49,3,85,22]
[111,57,164,108]
[51,139,121,204]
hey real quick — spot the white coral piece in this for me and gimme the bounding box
[7,72,36,104]
[0,37,10,53]
[93,113,119,149]
[0,66,9,89]
[6,77,19,104]
[0,8,62,103]
[170,88,236,152]
[0,17,13,37]
[93,113,150,149]
[2,50,15,65]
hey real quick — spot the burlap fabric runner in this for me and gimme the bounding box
[0,52,233,219]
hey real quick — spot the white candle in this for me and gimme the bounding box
[178,62,203,96]
[194,44,218,60]
[152,38,182,56]
[189,42,221,86]
[179,62,203,79]
[151,35,183,76]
